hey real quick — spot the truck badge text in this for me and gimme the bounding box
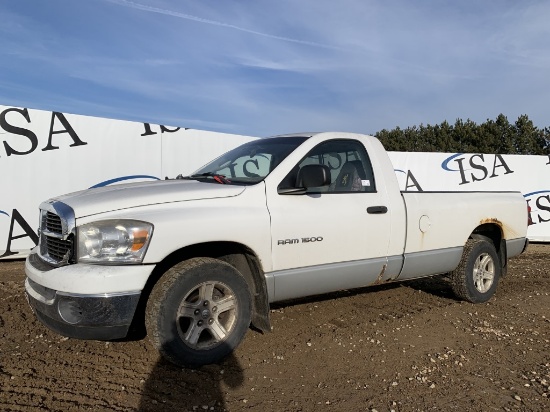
[278,237,323,245]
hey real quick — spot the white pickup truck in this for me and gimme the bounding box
[25,132,529,367]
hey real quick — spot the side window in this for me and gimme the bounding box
[280,139,376,193]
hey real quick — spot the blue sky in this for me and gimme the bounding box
[0,0,548,137]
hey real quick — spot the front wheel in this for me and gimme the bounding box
[450,239,501,303]
[146,257,252,368]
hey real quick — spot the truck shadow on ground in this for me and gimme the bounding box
[400,275,458,300]
[136,277,455,411]
[138,347,244,412]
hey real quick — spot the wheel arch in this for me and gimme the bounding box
[470,222,508,275]
[133,241,271,337]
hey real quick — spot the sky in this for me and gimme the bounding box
[0,0,549,137]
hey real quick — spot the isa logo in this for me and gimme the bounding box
[441,153,514,185]
[525,191,550,225]
[394,169,423,192]
[0,209,38,258]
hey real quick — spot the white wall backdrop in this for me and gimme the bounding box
[0,105,256,259]
[1,105,547,259]
[388,152,550,242]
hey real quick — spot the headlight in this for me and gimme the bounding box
[77,220,153,264]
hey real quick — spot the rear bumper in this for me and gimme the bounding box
[506,237,529,259]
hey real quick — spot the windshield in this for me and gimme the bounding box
[189,136,311,184]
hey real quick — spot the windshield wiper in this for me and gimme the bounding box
[184,172,231,184]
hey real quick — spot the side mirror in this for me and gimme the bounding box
[297,164,331,188]
[278,164,331,195]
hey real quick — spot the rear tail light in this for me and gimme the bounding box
[527,203,533,226]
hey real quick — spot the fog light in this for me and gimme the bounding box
[58,298,84,324]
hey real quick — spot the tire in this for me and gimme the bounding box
[146,257,251,368]
[450,239,501,303]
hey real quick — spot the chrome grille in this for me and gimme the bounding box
[44,212,63,234]
[45,235,72,261]
[39,204,75,266]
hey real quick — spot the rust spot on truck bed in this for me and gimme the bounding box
[480,217,502,226]
[479,217,519,239]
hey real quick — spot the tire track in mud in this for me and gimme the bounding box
[0,274,154,411]
[1,339,154,411]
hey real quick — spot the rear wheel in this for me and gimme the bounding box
[146,257,251,368]
[450,239,501,303]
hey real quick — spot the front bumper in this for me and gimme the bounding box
[25,277,141,340]
[24,251,149,340]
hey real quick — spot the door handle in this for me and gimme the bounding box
[367,206,388,214]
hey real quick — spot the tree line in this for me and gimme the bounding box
[375,114,550,155]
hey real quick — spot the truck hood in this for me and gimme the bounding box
[50,179,246,218]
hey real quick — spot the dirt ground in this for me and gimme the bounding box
[1,245,549,412]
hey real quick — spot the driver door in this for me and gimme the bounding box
[266,139,392,302]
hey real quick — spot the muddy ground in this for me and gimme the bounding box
[1,245,549,411]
